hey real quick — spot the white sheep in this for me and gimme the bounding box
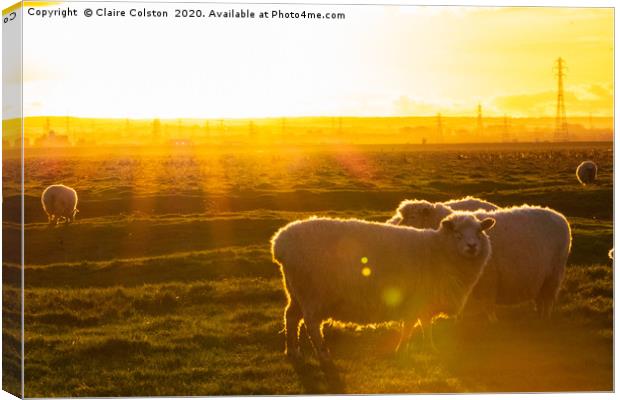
[576,161,597,185]
[271,213,495,364]
[386,196,497,225]
[41,184,79,225]
[390,200,571,322]
[445,196,499,212]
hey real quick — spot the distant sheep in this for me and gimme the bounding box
[41,184,79,225]
[387,196,498,225]
[389,201,571,321]
[576,161,597,185]
[271,214,495,364]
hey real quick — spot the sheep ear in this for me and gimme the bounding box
[480,218,495,231]
[441,219,454,231]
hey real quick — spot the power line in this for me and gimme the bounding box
[476,103,483,138]
[436,113,443,143]
[502,114,511,143]
[553,57,569,142]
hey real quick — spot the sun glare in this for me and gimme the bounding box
[20,5,613,120]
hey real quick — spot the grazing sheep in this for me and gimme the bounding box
[271,214,495,364]
[41,184,79,225]
[390,200,571,322]
[576,161,597,185]
[386,196,497,225]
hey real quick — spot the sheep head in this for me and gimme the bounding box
[396,200,452,229]
[439,213,495,260]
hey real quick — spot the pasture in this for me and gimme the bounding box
[2,142,613,396]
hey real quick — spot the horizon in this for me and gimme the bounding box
[3,113,613,147]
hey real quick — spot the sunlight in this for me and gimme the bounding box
[21,4,613,120]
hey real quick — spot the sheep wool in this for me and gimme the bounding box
[391,200,571,321]
[388,196,498,225]
[41,184,79,225]
[444,196,499,212]
[576,161,597,185]
[271,213,495,363]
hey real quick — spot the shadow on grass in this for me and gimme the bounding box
[433,317,613,392]
[288,356,346,394]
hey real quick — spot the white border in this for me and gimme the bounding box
[0,1,616,399]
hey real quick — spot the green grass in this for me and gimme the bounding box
[21,263,612,396]
[1,143,612,395]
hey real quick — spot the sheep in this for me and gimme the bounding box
[41,184,79,225]
[390,200,571,322]
[271,213,495,365]
[445,196,499,212]
[386,196,497,225]
[609,248,614,261]
[576,161,597,185]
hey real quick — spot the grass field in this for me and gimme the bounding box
[2,142,613,395]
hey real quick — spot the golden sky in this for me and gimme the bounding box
[20,5,613,119]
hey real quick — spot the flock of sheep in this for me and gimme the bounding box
[38,159,601,369]
[271,159,600,367]
[271,197,571,365]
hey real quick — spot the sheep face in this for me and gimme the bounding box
[439,214,495,259]
[397,200,451,229]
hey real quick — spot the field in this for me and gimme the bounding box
[2,142,613,396]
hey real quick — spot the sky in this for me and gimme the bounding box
[15,3,615,119]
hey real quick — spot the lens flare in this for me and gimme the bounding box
[383,287,403,307]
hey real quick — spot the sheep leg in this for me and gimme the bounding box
[536,266,565,319]
[395,319,417,353]
[420,315,438,353]
[284,299,303,361]
[535,287,557,319]
[483,301,498,323]
[305,318,334,368]
[474,264,499,323]
[535,295,550,318]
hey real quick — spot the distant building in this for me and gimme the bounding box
[35,130,71,148]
